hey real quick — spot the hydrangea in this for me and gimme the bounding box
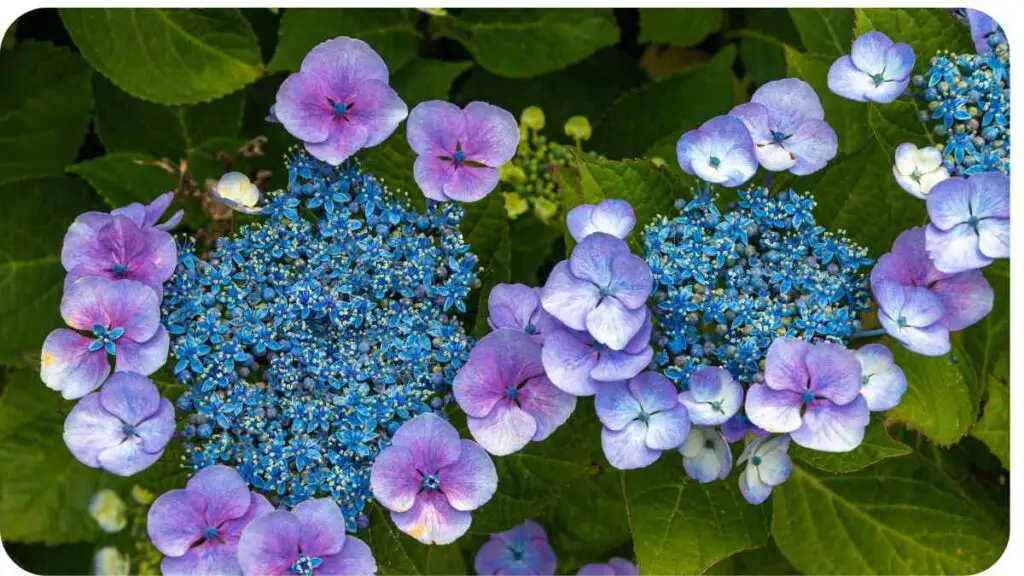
[213,172,263,214]
[595,372,690,470]
[676,115,758,187]
[162,151,477,526]
[474,520,557,576]
[925,172,1009,273]
[577,558,638,576]
[644,188,872,388]
[678,365,743,426]
[953,8,1006,54]
[854,344,907,412]
[827,31,914,103]
[566,199,636,242]
[541,318,653,397]
[679,426,732,483]
[737,435,792,505]
[892,143,950,199]
[487,283,558,341]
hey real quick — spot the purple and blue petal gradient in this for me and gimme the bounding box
[679,427,732,483]
[679,365,743,425]
[925,172,1009,274]
[828,31,914,103]
[676,115,758,187]
[474,520,557,576]
[596,372,691,470]
[965,9,1002,54]
[577,558,638,576]
[540,319,653,397]
[62,212,177,296]
[111,191,183,232]
[487,283,559,341]
[566,200,636,242]
[853,344,907,412]
[721,410,768,443]
[408,100,518,202]
[873,280,951,357]
[738,435,792,505]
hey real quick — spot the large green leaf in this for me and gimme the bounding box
[705,539,798,575]
[390,59,473,106]
[787,8,853,58]
[622,457,771,574]
[471,225,511,339]
[61,9,263,105]
[784,47,869,154]
[961,261,1009,385]
[0,177,105,365]
[68,153,179,208]
[508,214,562,286]
[772,456,1007,574]
[436,9,619,78]
[269,9,421,73]
[885,344,977,447]
[971,378,1009,469]
[855,8,973,74]
[592,46,736,159]
[0,41,93,185]
[638,8,723,47]
[460,192,510,273]
[362,503,467,575]
[792,414,911,473]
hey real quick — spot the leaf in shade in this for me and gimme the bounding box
[68,152,179,208]
[971,378,1008,469]
[788,8,854,58]
[638,8,724,47]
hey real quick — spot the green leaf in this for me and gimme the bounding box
[460,192,510,273]
[788,8,853,58]
[0,177,105,365]
[792,414,911,473]
[362,503,468,575]
[61,9,263,105]
[638,8,723,47]
[784,47,869,154]
[972,378,1009,469]
[471,226,510,339]
[855,9,973,74]
[591,46,737,159]
[391,59,473,106]
[0,41,93,185]
[0,370,125,543]
[772,458,1007,574]
[704,539,798,575]
[885,344,977,446]
[93,76,245,160]
[358,137,422,210]
[509,214,562,286]
[268,9,421,73]
[622,457,771,574]
[436,9,619,78]
[68,153,179,208]
[735,32,789,88]
[961,261,1009,385]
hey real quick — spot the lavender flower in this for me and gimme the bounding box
[370,413,497,545]
[745,339,869,452]
[541,318,653,397]
[64,372,174,476]
[213,172,262,214]
[729,78,838,175]
[566,199,636,242]
[454,329,575,456]
[110,191,183,232]
[541,232,653,350]
[676,115,758,187]
[678,365,743,426]
[854,344,907,412]
[577,558,638,576]
[237,498,376,576]
[595,372,691,470]
[148,465,273,576]
[679,427,732,483]
[964,9,1004,54]
[487,283,558,341]
[721,411,768,443]
[274,37,408,165]
[872,280,950,357]
[893,143,950,199]
[407,100,518,202]
[925,172,1009,273]
[474,520,557,576]
[737,435,792,505]
[41,277,168,399]
[827,31,915,103]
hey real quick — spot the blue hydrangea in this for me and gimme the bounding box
[643,187,872,388]
[161,151,478,530]
[914,41,1009,176]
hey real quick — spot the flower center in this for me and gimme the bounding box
[967,215,981,228]
[331,101,348,117]
[871,73,886,87]
[637,411,650,424]
[122,423,137,437]
[896,316,908,328]
[506,386,520,401]
[598,285,612,297]
[910,169,922,182]
[771,130,787,144]
[752,455,763,466]
[290,553,323,576]
[703,439,715,450]
[708,156,721,168]
[709,400,723,412]
[89,324,125,355]
[800,390,816,405]
[203,526,219,540]
[452,149,466,167]
[421,473,441,492]
[509,547,525,561]
[111,262,128,276]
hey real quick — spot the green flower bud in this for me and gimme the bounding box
[503,193,529,219]
[520,106,546,131]
[564,115,592,142]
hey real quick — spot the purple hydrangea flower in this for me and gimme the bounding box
[679,427,732,483]
[370,413,497,545]
[827,31,915,103]
[487,283,559,342]
[541,233,653,350]
[679,365,743,426]
[737,435,792,505]
[407,100,518,202]
[925,172,1009,273]
[721,411,768,443]
[237,498,376,576]
[41,277,169,399]
[892,143,950,199]
[729,78,838,175]
[566,199,636,243]
[474,520,557,576]
[274,37,408,165]
[540,318,653,397]
[871,227,993,355]
[676,115,758,187]
[148,465,273,576]
[577,558,638,576]
[745,339,869,452]
[454,329,575,456]
[965,9,1002,54]
[63,372,174,476]
[854,344,907,412]
[110,191,183,232]
[595,372,691,470]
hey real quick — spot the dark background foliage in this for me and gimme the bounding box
[0,8,1009,575]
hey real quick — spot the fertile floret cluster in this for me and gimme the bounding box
[162,151,478,528]
[644,188,872,387]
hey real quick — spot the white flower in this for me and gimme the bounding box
[94,547,130,576]
[88,489,126,533]
[893,143,950,199]
[213,171,262,214]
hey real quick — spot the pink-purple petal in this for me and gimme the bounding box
[540,327,599,396]
[467,401,538,456]
[291,498,347,557]
[98,371,160,424]
[487,283,540,332]
[541,261,601,331]
[300,37,389,87]
[63,393,124,467]
[438,439,498,511]
[805,342,862,405]
[98,435,164,476]
[391,491,472,545]
[41,328,110,399]
[237,510,301,576]
[594,381,642,431]
[601,421,661,470]
[186,465,252,527]
[744,384,803,433]
[786,119,838,175]
[314,536,377,576]
[585,298,647,351]
[764,338,812,393]
[443,164,501,202]
[274,72,333,143]
[347,80,409,147]
[115,324,169,376]
[407,100,465,157]
[370,445,422,513]
[219,492,275,544]
[304,122,371,166]
[391,413,463,471]
[461,101,519,167]
[147,489,208,557]
[932,270,994,330]
[161,542,242,576]
[518,375,576,441]
[791,396,870,452]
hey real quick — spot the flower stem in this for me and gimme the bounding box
[851,328,886,339]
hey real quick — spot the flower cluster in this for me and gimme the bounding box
[162,150,478,525]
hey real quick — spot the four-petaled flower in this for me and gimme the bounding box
[274,37,408,165]
[925,172,1009,273]
[854,344,907,412]
[676,115,758,187]
[541,318,653,397]
[542,233,653,350]
[566,199,636,242]
[487,283,558,342]
[737,435,792,505]
[678,365,743,425]
[237,498,376,576]
[407,100,519,202]
[827,31,915,103]
[595,372,691,470]
[577,558,638,576]
[745,339,869,452]
[148,465,273,576]
[892,143,950,199]
[370,413,497,545]
[729,78,838,175]
[679,426,732,483]
[474,520,557,576]
[41,277,169,399]
[213,172,263,214]
[454,329,575,456]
